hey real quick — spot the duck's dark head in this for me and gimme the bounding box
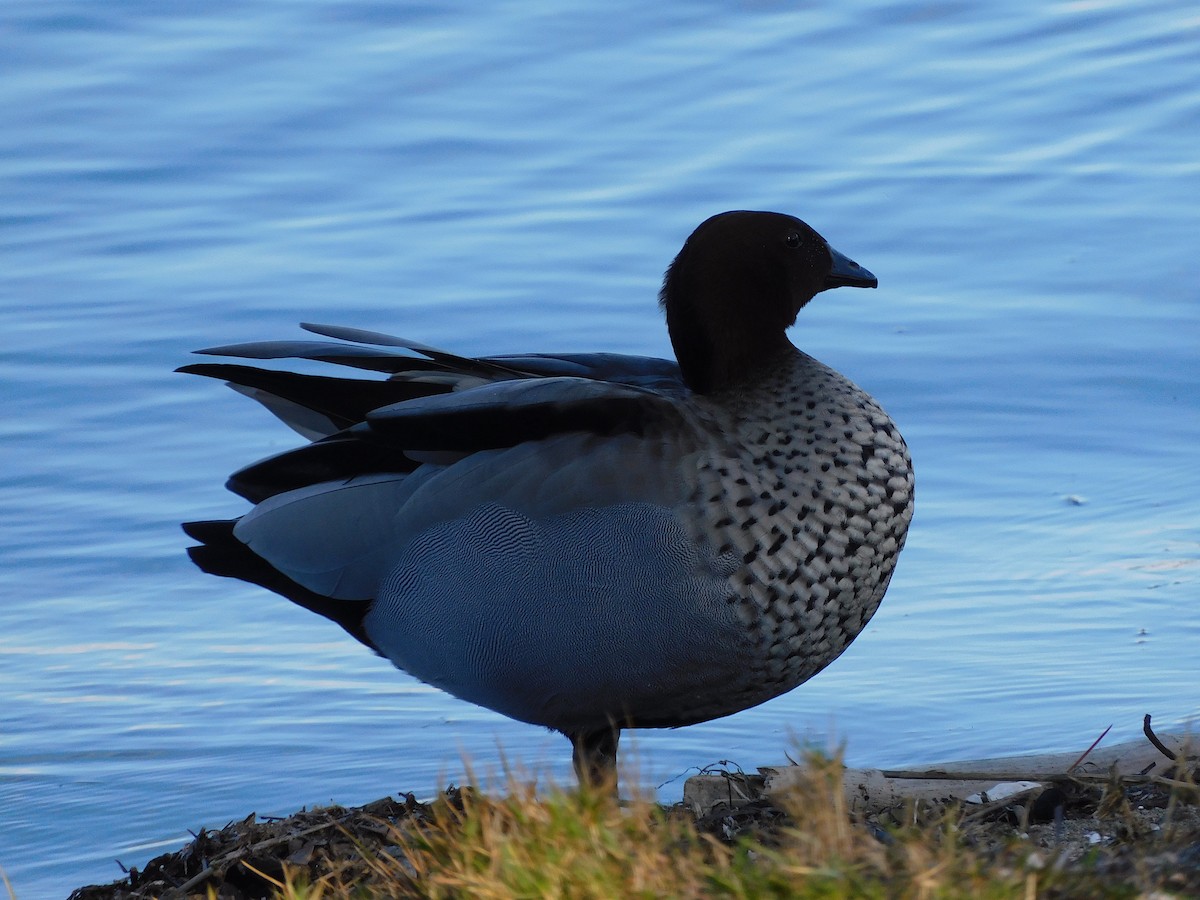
[659,211,876,395]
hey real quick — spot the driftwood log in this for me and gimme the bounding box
[683,726,1195,820]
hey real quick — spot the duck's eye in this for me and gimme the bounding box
[784,231,801,249]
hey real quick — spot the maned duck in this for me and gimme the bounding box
[181,210,914,788]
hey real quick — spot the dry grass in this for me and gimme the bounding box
[263,753,1034,900]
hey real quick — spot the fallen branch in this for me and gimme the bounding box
[684,726,1195,819]
[1143,713,1178,762]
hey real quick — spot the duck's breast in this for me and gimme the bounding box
[682,351,914,703]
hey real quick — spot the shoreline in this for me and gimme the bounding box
[69,736,1199,899]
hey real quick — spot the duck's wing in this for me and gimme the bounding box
[176,363,429,439]
[298,323,537,380]
[182,326,747,731]
[179,333,521,440]
[362,493,748,734]
[189,339,432,374]
[179,326,685,441]
[211,373,683,503]
[295,323,685,388]
[486,352,684,392]
[183,326,692,591]
[223,422,747,736]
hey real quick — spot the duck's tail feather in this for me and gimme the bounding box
[178,362,446,438]
[182,519,377,652]
[190,339,435,374]
[299,323,535,380]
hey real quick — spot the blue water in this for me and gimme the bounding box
[3,0,1198,894]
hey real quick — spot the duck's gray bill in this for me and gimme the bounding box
[825,246,877,290]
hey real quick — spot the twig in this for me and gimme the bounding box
[1143,714,1177,762]
[876,769,1174,786]
[1152,775,1200,793]
[877,769,1058,782]
[174,814,351,895]
[1066,724,1112,773]
[959,785,1045,825]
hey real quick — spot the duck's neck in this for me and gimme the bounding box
[676,330,796,395]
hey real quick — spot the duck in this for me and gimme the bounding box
[180,210,914,789]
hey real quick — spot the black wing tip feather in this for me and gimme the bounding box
[181,519,378,653]
[178,361,450,441]
[225,435,415,503]
[181,518,234,543]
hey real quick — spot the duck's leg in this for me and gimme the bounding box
[569,725,621,793]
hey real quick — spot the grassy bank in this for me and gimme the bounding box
[69,752,1199,899]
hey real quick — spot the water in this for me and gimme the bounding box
[2,0,1198,894]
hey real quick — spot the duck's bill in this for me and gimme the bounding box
[824,246,878,290]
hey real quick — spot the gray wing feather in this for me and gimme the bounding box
[365,376,680,451]
[365,502,745,733]
[233,431,695,603]
[233,473,427,599]
[226,384,342,440]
